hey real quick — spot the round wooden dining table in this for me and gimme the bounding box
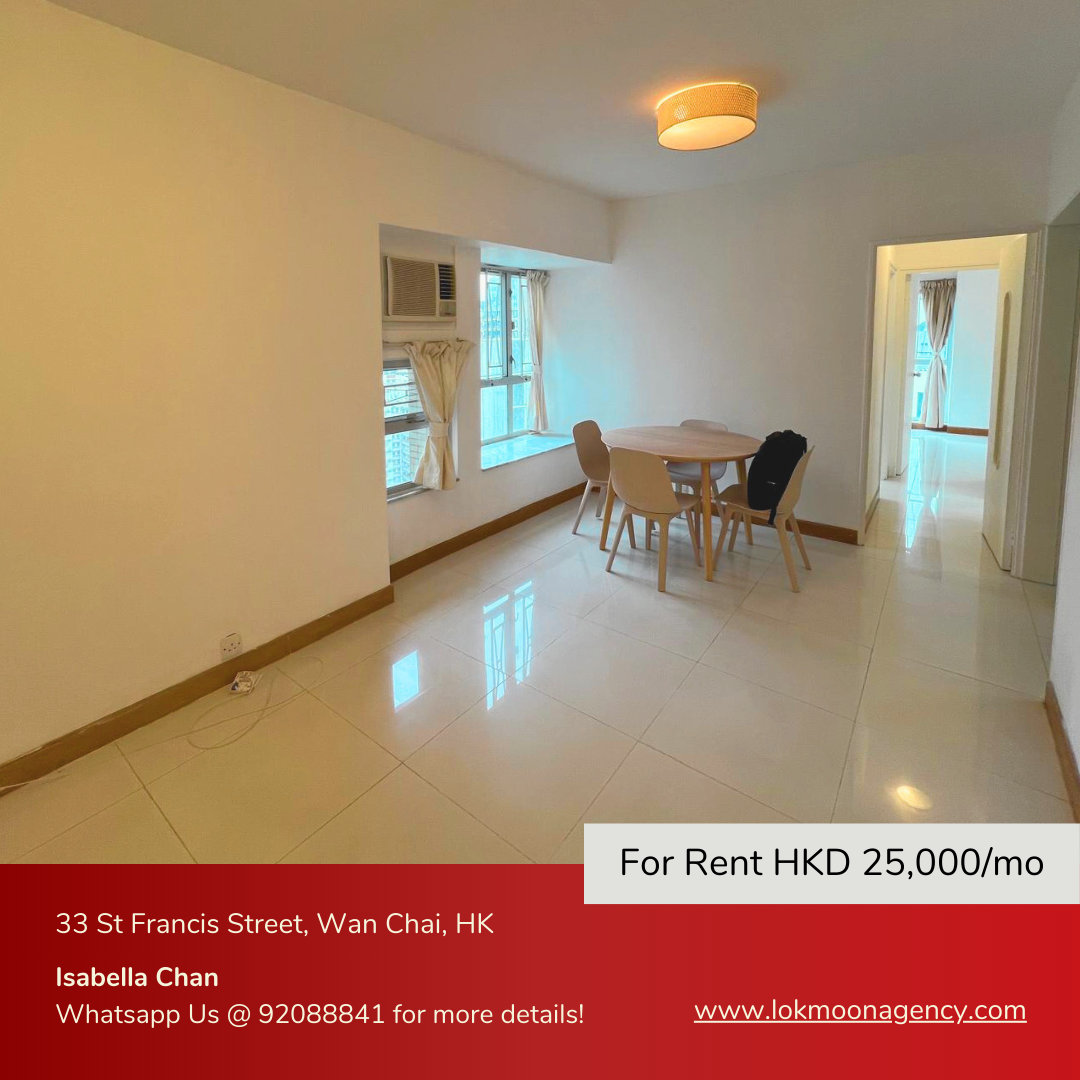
[600,426,762,581]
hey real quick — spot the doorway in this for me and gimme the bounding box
[864,233,1036,569]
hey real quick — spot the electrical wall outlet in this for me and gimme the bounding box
[220,633,243,662]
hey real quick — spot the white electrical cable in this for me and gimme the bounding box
[0,656,326,795]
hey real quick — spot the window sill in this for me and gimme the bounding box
[387,484,428,504]
[480,433,574,471]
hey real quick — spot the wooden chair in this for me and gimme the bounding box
[713,448,814,592]
[571,420,610,535]
[606,448,701,592]
[665,419,729,543]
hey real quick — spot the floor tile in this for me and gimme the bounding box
[586,577,736,659]
[740,578,884,647]
[407,681,632,861]
[283,767,527,864]
[425,583,579,679]
[0,746,140,862]
[551,744,793,862]
[276,608,413,688]
[525,621,694,738]
[700,610,871,718]
[17,791,192,863]
[148,693,397,863]
[758,545,893,597]
[1038,635,1053,667]
[833,726,1074,823]
[312,633,490,757]
[857,653,1065,798]
[886,565,1033,631]
[119,668,304,784]
[390,564,489,627]
[642,665,853,821]
[494,542,625,617]
[1023,581,1056,638]
[439,535,551,584]
[874,599,1047,696]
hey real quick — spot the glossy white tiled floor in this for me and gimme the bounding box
[2,433,1071,863]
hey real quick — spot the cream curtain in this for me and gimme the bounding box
[405,339,473,490]
[919,278,956,431]
[526,270,550,432]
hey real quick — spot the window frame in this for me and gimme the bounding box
[480,266,532,445]
[383,355,428,499]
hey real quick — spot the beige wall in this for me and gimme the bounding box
[0,0,609,763]
[1050,71,1080,222]
[545,135,1050,530]
[1048,76,1080,767]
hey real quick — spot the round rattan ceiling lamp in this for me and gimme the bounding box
[656,82,758,151]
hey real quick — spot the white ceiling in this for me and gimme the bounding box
[53,0,1080,199]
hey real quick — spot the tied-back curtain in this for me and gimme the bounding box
[526,270,550,432]
[405,339,473,490]
[919,278,956,431]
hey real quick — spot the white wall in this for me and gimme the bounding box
[546,135,1050,530]
[0,0,609,764]
[948,269,999,429]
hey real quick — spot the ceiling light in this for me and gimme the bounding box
[656,82,758,151]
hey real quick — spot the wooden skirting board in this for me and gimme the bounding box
[911,423,989,437]
[1045,681,1080,823]
[0,585,395,796]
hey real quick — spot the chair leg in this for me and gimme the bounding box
[744,512,754,545]
[594,482,606,517]
[657,518,670,593]
[775,516,801,592]
[627,515,637,549]
[605,508,629,573]
[645,518,652,551]
[684,509,701,566]
[789,516,811,569]
[713,506,732,570]
[727,511,741,552]
[571,481,592,535]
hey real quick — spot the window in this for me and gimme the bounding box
[910,290,954,421]
[480,268,531,443]
[383,358,428,496]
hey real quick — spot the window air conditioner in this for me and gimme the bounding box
[385,256,457,320]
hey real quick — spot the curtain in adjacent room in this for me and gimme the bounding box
[525,270,550,432]
[919,277,956,430]
[405,339,473,490]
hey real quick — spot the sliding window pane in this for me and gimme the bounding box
[482,384,508,441]
[512,379,530,434]
[510,274,530,376]
[480,270,506,380]
[385,428,427,490]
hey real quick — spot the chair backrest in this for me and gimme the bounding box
[680,419,729,434]
[777,447,814,514]
[609,448,682,515]
[572,420,609,482]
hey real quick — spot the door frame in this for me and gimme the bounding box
[859,227,1042,548]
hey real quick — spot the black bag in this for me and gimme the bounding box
[746,430,808,525]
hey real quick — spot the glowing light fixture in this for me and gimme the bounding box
[656,82,758,151]
[895,785,933,811]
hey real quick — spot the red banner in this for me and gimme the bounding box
[4,865,1075,1073]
